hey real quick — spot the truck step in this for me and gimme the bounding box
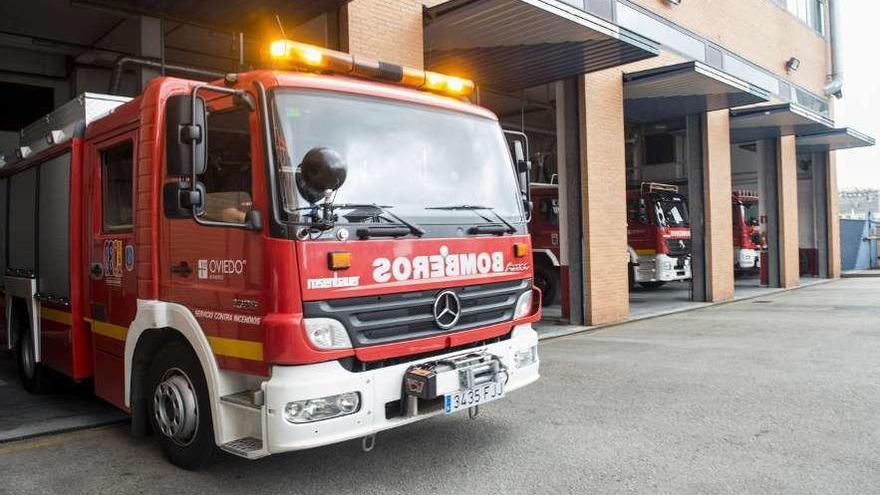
[220,390,263,410]
[220,437,267,459]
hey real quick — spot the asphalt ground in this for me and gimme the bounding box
[1,278,879,494]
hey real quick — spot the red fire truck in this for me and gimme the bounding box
[0,40,541,468]
[732,190,762,270]
[626,183,691,288]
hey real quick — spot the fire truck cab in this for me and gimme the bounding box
[732,190,762,270]
[0,41,541,468]
[627,183,692,288]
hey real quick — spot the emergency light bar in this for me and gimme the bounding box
[266,39,475,97]
[641,182,679,193]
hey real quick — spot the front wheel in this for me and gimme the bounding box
[639,281,667,289]
[147,342,216,470]
[534,264,561,306]
[17,329,47,393]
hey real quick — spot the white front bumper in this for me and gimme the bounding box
[262,324,540,454]
[735,248,758,269]
[634,253,691,283]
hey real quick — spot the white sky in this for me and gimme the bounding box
[833,0,880,189]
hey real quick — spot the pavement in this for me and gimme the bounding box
[0,353,127,443]
[2,278,880,494]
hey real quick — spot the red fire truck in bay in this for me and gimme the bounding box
[627,183,692,288]
[732,190,762,271]
[529,182,691,302]
[0,40,541,468]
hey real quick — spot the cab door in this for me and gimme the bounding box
[162,104,266,375]
[85,131,138,407]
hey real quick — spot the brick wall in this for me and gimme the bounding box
[826,151,841,277]
[631,0,830,96]
[341,0,425,69]
[579,71,629,325]
[777,135,801,287]
[703,109,735,301]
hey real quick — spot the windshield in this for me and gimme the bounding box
[271,90,523,226]
[743,202,760,226]
[654,196,689,228]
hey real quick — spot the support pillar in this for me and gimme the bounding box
[578,72,628,325]
[138,17,162,91]
[812,152,830,278]
[339,0,424,68]
[556,79,584,324]
[687,110,734,302]
[777,135,801,287]
[826,152,842,277]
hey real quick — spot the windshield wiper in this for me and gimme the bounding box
[425,204,517,235]
[327,204,425,239]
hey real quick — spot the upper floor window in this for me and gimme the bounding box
[785,0,825,34]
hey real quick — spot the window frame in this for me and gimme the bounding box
[99,139,135,234]
[200,105,254,226]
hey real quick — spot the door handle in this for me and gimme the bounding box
[89,263,103,279]
[171,261,192,276]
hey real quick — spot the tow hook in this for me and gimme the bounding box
[468,405,480,420]
[361,434,376,452]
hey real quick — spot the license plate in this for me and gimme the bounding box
[444,381,504,414]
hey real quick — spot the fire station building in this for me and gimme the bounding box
[0,0,872,326]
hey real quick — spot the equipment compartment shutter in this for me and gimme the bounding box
[9,167,37,276]
[38,152,71,299]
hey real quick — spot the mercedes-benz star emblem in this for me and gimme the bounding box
[433,290,461,330]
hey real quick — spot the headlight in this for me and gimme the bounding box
[661,261,673,270]
[514,345,538,368]
[513,290,533,319]
[304,318,352,350]
[284,392,361,423]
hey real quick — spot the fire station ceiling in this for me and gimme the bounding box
[71,0,347,33]
[623,61,770,124]
[424,0,659,91]
[796,128,876,153]
[729,103,834,144]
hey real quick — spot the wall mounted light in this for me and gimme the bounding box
[666,0,682,4]
[785,57,801,73]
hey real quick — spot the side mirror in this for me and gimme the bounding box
[637,198,649,225]
[503,130,532,221]
[295,147,348,204]
[244,209,263,232]
[163,181,205,218]
[165,95,207,177]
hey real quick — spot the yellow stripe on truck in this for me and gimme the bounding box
[635,249,657,256]
[86,318,129,341]
[40,308,73,325]
[84,317,263,361]
[207,336,264,362]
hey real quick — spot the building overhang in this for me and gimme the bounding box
[623,61,770,123]
[796,128,876,153]
[729,103,833,143]
[424,0,660,91]
[72,0,348,32]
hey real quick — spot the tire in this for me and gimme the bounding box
[639,281,667,289]
[534,264,560,306]
[147,341,216,470]
[17,329,47,393]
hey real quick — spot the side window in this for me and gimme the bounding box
[101,141,134,232]
[539,197,558,226]
[203,108,252,223]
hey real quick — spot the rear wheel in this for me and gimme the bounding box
[17,328,47,394]
[147,341,216,470]
[534,264,560,306]
[639,281,667,289]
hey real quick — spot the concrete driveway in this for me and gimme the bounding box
[1,278,879,494]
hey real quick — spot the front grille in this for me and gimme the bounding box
[303,279,530,347]
[665,238,692,257]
